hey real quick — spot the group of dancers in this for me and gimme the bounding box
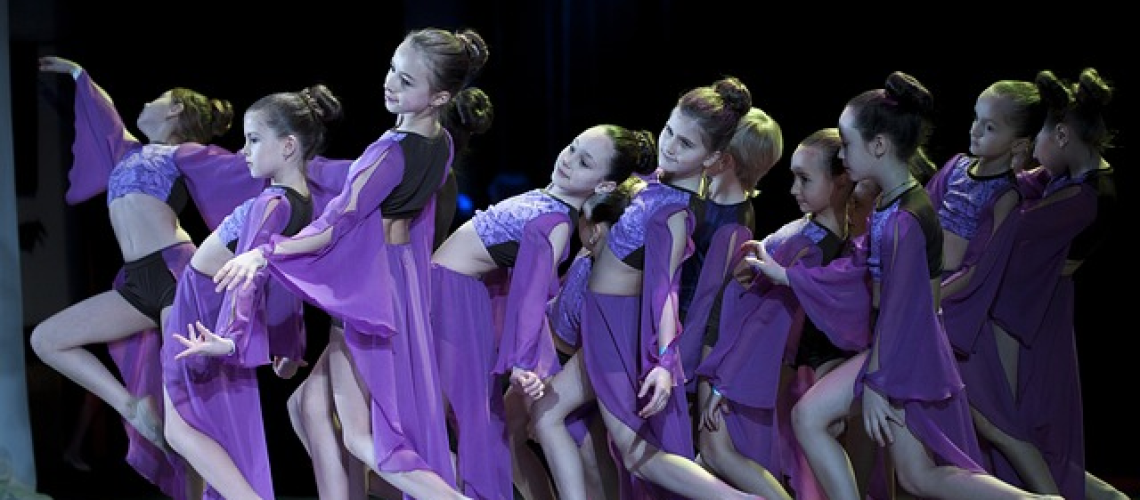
[30,23,1123,500]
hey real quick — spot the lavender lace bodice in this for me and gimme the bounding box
[473,189,574,249]
[607,182,692,262]
[107,144,180,206]
[937,159,1013,240]
[217,198,255,248]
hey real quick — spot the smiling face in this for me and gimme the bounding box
[240,109,292,180]
[550,126,616,197]
[657,107,716,179]
[383,39,445,116]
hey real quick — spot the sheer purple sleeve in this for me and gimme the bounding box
[306,155,354,216]
[493,212,569,377]
[696,236,809,407]
[786,238,873,352]
[213,191,302,367]
[640,203,693,387]
[173,143,266,230]
[681,224,752,350]
[65,71,141,204]
[258,135,406,338]
[941,186,1021,354]
[992,184,1097,346]
[862,212,962,402]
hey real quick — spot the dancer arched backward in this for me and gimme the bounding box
[430,124,657,500]
[507,184,641,500]
[33,56,350,497]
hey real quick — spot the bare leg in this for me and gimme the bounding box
[31,291,162,445]
[288,342,366,500]
[697,401,791,499]
[579,415,619,500]
[163,388,261,500]
[972,408,1059,493]
[968,325,1058,494]
[326,330,469,500]
[792,353,865,500]
[1085,472,1129,500]
[505,385,556,500]
[530,353,596,500]
[596,402,757,500]
[889,419,1061,500]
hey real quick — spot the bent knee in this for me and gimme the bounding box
[29,324,60,356]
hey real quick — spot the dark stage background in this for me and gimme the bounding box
[10,1,1136,498]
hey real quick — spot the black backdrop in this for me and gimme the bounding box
[11,0,1135,497]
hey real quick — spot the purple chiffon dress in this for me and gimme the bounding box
[988,166,1115,499]
[244,130,457,494]
[697,216,871,496]
[161,186,312,499]
[433,188,574,500]
[579,179,696,500]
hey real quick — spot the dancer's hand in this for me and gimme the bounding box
[743,241,788,286]
[699,389,729,432]
[637,366,673,418]
[39,56,80,75]
[273,356,308,379]
[173,321,235,359]
[511,367,545,400]
[214,248,266,292]
[861,384,902,447]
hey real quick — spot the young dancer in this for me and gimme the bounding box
[697,127,868,500]
[32,55,246,496]
[163,84,342,500]
[749,71,1063,500]
[431,123,656,500]
[987,68,1124,500]
[530,80,761,500]
[508,183,641,500]
[214,27,493,500]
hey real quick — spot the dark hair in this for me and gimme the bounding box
[409,28,495,159]
[727,107,783,189]
[170,87,234,144]
[678,76,752,152]
[407,27,489,97]
[983,80,1045,139]
[801,127,845,177]
[847,71,936,180]
[247,84,343,161]
[441,87,494,153]
[582,188,633,226]
[603,125,658,181]
[1036,68,1116,153]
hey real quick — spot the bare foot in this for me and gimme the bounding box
[125,395,167,451]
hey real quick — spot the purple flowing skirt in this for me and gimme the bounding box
[161,267,272,499]
[431,264,512,500]
[579,291,693,500]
